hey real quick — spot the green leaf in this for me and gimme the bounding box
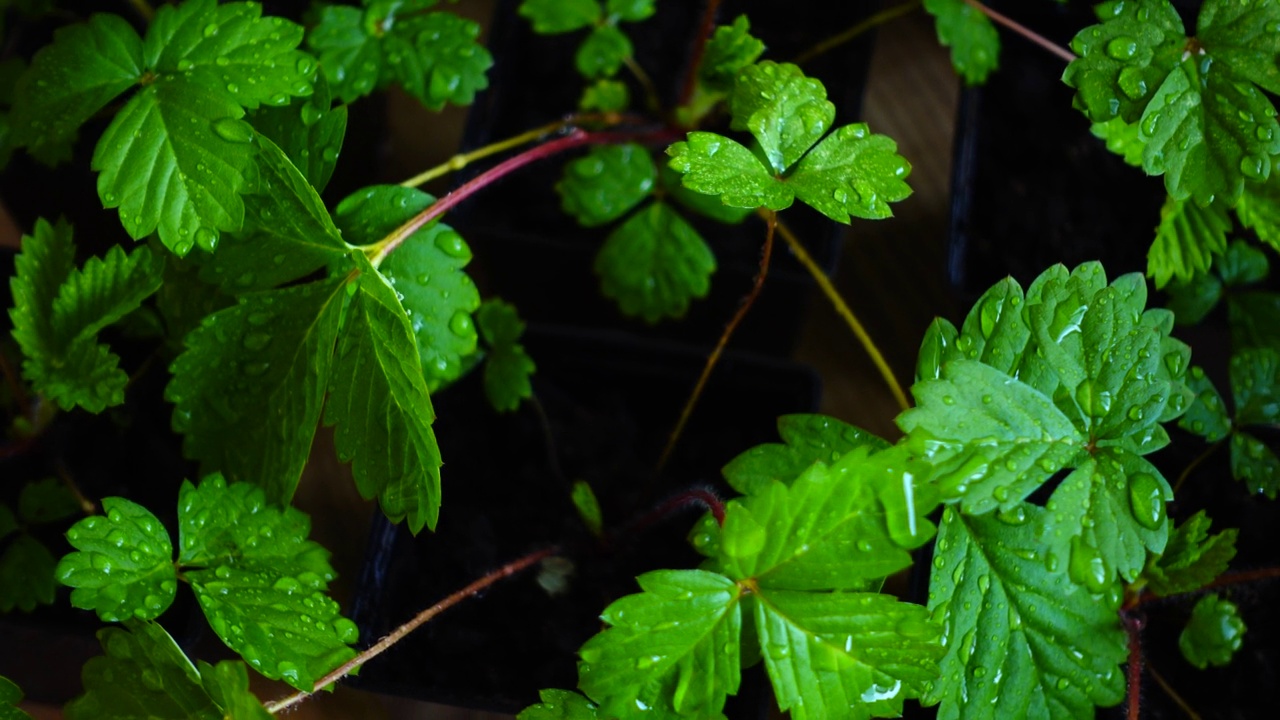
[338,186,481,390]
[1237,173,1280,253]
[248,75,346,193]
[923,507,1127,720]
[1229,291,1280,352]
[1179,593,1246,669]
[579,79,629,112]
[65,622,222,720]
[1090,117,1146,167]
[8,13,144,165]
[666,132,792,210]
[1143,510,1237,597]
[1165,273,1222,326]
[519,0,601,34]
[787,123,913,221]
[923,0,1000,85]
[199,661,272,720]
[730,62,833,174]
[755,589,941,720]
[519,690,599,720]
[18,477,80,525]
[476,298,536,413]
[1178,366,1233,441]
[56,497,176,623]
[0,534,56,612]
[578,570,742,718]
[325,258,443,533]
[698,15,764,93]
[0,676,33,720]
[1230,430,1280,497]
[558,143,656,227]
[167,276,347,503]
[1217,239,1269,287]
[722,414,889,495]
[571,481,604,538]
[1146,195,1231,288]
[660,165,753,225]
[1231,347,1280,425]
[576,25,631,79]
[595,201,715,323]
[605,0,654,23]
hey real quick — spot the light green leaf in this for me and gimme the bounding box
[595,201,715,323]
[1237,173,1280,253]
[578,570,742,718]
[755,589,942,720]
[1178,366,1233,441]
[325,258,442,533]
[518,690,599,720]
[923,0,1000,85]
[17,477,80,525]
[576,25,631,79]
[65,622,222,720]
[55,497,176,623]
[248,75,346,193]
[730,61,833,174]
[1231,347,1280,425]
[579,79,629,112]
[722,414,889,495]
[571,481,603,538]
[476,298,536,413]
[1143,511,1237,597]
[605,0,653,23]
[199,661,273,720]
[923,507,1127,720]
[788,124,912,221]
[519,0,601,34]
[558,143,656,227]
[1179,593,1245,669]
[0,534,56,612]
[1146,194,1231,288]
[1230,431,1280,498]
[666,131,792,210]
[1090,117,1146,167]
[698,15,764,93]
[167,276,347,503]
[0,676,33,720]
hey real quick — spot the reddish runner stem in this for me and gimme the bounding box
[1129,566,1280,609]
[678,0,725,108]
[623,488,727,539]
[1124,612,1145,720]
[965,0,1076,63]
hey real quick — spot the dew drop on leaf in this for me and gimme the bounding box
[1067,537,1111,593]
[1127,472,1166,530]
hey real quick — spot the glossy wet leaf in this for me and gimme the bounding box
[1091,117,1145,167]
[666,131,791,210]
[1179,593,1245,669]
[924,0,1000,85]
[0,534,56,612]
[722,414,889,495]
[787,124,913,221]
[1230,430,1280,497]
[1231,347,1280,425]
[167,276,347,503]
[699,15,764,92]
[660,165,753,224]
[198,661,272,720]
[558,143,656,227]
[18,476,80,525]
[576,25,630,79]
[519,0,601,33]
[923,507,1127,720]
[1178,366,1233,442]
[1237,172,1280,253]
[248,75,346,193]
[730,61,833,174]
[579,79,628,111]
[594,202,715,323]
[324,257,442,533]
[578,570,742,718]
[1143,511,1237,596]
[56,497,176,623]
[476,298,536,413]
[0,676,33,720]
[519,689,599,720]
[1146,194,1230,288]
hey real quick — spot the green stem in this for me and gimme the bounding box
[624,55,663,115]
[792,0,922,66]
[964,0,1076,63]
[125,0,154,22]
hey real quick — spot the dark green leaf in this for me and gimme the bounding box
[595,201,715,323]
[18,477,80,525]
[1217,239,1269,287]
[1143,511,1237,596]
[666,131,791,210]
[0,507,15,541]
[519,690,599,720]
[923,507,1127,720]
[787,124,912,221]
[248,75,346,193]
[1178,366,1233,441]
[0,676,33,720]
[519,0,601,34]
[325,258,442,533]
[6,218,71,373]
[1165,273,1223,326]
[1230,430,1280,497]
[1146,195,1231,288]
[0,534,56,612]
[699,16,765,92]
[558,144,656,227]
[571,481,603,538]
[1228,291,1280,352]
[476,298,536,413]
[1179,593,1245,669]
[56,497,176,623]
[729,61,833,174]
[1090,117,1146,167]
[722,414,889,495]
[199,661,272,720]
[923,0,1000,85]
[578,570,742,718]
[1231,347,1280,425]
[1063,0,1184,124]
[408,12,493,109]
[579,79,629,111]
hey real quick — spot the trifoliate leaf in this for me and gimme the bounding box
[787,124,913,221]
[337,185,481,390]
[199,134,350,294]
[923,507,1127,720]
[666,131,792,210]
[325,257,442,533]
[722,414,889,495]
[1147,195,1231,288]
[519,0,601,34]
[576,25,631,79]
[307,3,492,109]
[167,276,347,503]
[579,79,629,112]
[578,570,741,718]
[0,534,56,612]
[248,75,346,193]
[570,481,604,538]
[1228,291,1280,352]
[476,298,535,413]
[729,62,833,174]
[1179,593,1245,669]
[198,661,272,720]
[1178,366,1233,441]
[1231,347,1280,425]
[519,689,599,720]
[717,451,915,589]
[1143,511,1237,597]
[0,676,33,720]
[558,143,656,227]
[754,589,942,720]
[923,0,1000,85]
[1091,117,1146,167]
[699,16,765,93]
[56,497,176,623]
[605,0,653,23]
[65,622,222,720]
[1238,173,1280,253]
[18,476,80,525]
[594,201,715,323]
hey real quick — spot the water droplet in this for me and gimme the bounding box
[434,231,471,259]
[997,505,1028,526]
[1075,379,1112,418]
[1068,537,1111,593]
[243,332,271,351]
[322,146,339,162]
[1240,155,1267,181]
[215,565,233,579]
[277,661,301,685]
[212,117,254,144]
[1128,472,1166,530]
[202,23,219,38]
[1105,36,1139,60]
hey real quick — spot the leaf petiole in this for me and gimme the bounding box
[792,0,922,66]
[963,0,1075,63]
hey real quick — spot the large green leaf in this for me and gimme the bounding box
[923,507,1127,720]
[721,414,889,495]
[666,131,791,210]
[923,0,1000,85]
[788,124,913,221]
[476,298,535,413]
[557,143,656,227]
[1179,593,1245,669]
[1142,510,1237,597]
[594,201,715,323]
[578,570,742,718]
[56,498,176,623]
[1146,195,1231,288]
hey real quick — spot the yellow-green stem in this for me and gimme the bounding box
[772,213,910,412]
[1148,663,1203,720]
[623,56,662,115]
[792,0,922,66]
[126,0,154,21]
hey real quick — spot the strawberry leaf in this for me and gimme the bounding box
[56,498,176,623]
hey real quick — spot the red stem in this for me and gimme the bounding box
[1130,566,1280,609]
[678,0,724,108]
[964,0,1076,63]
[1124,612,1145,720]
[622,487,727,540]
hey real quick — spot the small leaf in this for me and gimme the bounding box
[1091,117,1146,167]
[18,476,80,525]
[722,414,889,495]
[698,15,765,93]
[579,79,629,111]
[605,0,654,23]
[1217,239,1269,287]
[1228,291,1280,352]
[1143,511,1237,597]
[1230,347,1280,425]
[595,202,715,323]
[1146,194,1231,288]
[56,497,175,623]
[923,0,1000,85]
[729,61,833,174]
[1179,593,1246,669]
[1230,431,1280,498]
[558,144,656,227]
[570,481,603,538]
[476,298,536,413]
[576,25,631,79]
[787,123,913,221]
[0,534,56,612]
[519,0,601,34]
[0,676,34,720]
[199,661,272,720]
[518,689,599,720]
[578,570,742,718]
[1178,366,1232,442]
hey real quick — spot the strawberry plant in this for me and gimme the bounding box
[0,1,1278,719]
